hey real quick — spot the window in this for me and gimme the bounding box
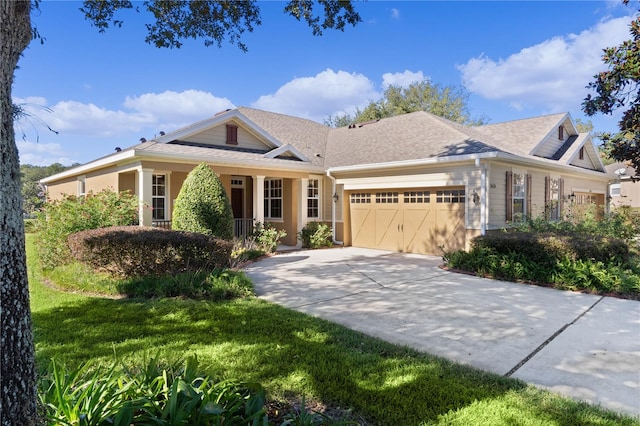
[307,179,320,218]
[579,146,585,160]
[506,171,531,222]
[436,189,465,203]
[558,125,564,140]
[404,191,430,203]
[264,179,282,219]
[350,193,371,204]
[77,176,86,197]
[545,177,563,221]
[610,183,621,197]
[375,192,399,203]
[226,124,238,145]
[152,174,166,220]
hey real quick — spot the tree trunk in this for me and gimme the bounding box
[0,1,36,424]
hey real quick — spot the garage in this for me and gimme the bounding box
[349,188,466,255]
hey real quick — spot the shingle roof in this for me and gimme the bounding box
[473,113,567,157]
[325,111,503,167]
[236,107,330,167]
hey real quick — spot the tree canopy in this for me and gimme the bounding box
[1,1,361,423]
[20,163,73,216]
[583,0,640,178]
[325,80,489,127]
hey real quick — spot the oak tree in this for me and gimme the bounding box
[325,79,488,127]
[0,1,360,423]
[583,0,640,178]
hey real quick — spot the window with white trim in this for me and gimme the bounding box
[77,176,86,197]
[152,174,166,220]
[610,183,621,197]
[512,173,526,221]
[307,179,320,219]
[547,177,561,221]
[264,179,283,219]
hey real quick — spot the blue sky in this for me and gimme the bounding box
[13,0,636,166]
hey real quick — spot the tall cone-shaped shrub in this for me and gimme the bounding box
[172,163,234,240]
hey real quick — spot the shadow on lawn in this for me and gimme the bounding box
[32,296,631,425]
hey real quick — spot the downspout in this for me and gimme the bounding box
[326,169,343,245]
[475,158,487,235]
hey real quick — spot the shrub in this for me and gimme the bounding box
[472,232,630,266]
[250,222,287,253]
[39,355,268,425]
[35,190,139,270]
[172,163,234,240]
[298,222,333,249]
[516,207,640,244]
[118,269,254,300]
[67,226,232,278]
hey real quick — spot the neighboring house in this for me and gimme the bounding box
[607,162,640,209]
[41,107,609,254]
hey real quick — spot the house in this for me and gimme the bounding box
[607,162,640,209]
[41,107,610,255]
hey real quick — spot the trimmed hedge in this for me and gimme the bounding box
[67,226,232,278]
[472,232,630,266]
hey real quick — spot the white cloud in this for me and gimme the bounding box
[124,89,235,130]
[458,15,633,112]
[17,140,76,166]
[391,8,400,19]
[14,90,234,140]
[382,70,426,89]
[251,68,380,122]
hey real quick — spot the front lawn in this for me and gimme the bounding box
[27,235,639,425]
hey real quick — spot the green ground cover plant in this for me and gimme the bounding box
[26,235,638,425]
[444,211,640,299]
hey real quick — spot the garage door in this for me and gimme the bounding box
[349,188,466,255]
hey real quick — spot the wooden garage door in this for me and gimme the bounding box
[349,188,466,255]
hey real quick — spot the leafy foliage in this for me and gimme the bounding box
[20,163,72,216]
[583,2,640,178]
[325,80,488,127]
[172,163,234,240]
[298,222,333,249]
[35,189,139,270]
[81,0,361,52]
[40,355,269,425]
[67,226,233,279]
[118,268,254,301]
[444,213,640,298]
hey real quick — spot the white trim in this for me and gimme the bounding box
[264,144,310,162]
[41,150,136,183]
[154,109,283,150]
[327,151,610,180]
[77,175,86,197]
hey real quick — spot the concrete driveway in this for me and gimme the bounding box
[244,247,640,418]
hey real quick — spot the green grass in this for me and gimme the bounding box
[27,235,639,425]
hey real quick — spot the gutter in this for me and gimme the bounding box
[327,151,610,180]
[326,169,343,245]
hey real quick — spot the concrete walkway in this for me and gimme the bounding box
[245,247,640,418]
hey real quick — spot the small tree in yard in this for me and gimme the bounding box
[172,163,234,240]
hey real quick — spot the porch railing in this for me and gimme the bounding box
[234,218,254,240]
[152,220,172,230]
[150,218,253,239]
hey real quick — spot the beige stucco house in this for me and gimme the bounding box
[607,162,640,209]
[41,107,610,254]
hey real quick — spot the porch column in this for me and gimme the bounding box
[253,175,265,223]
[137,167,153,226]
[298,178,308,234]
